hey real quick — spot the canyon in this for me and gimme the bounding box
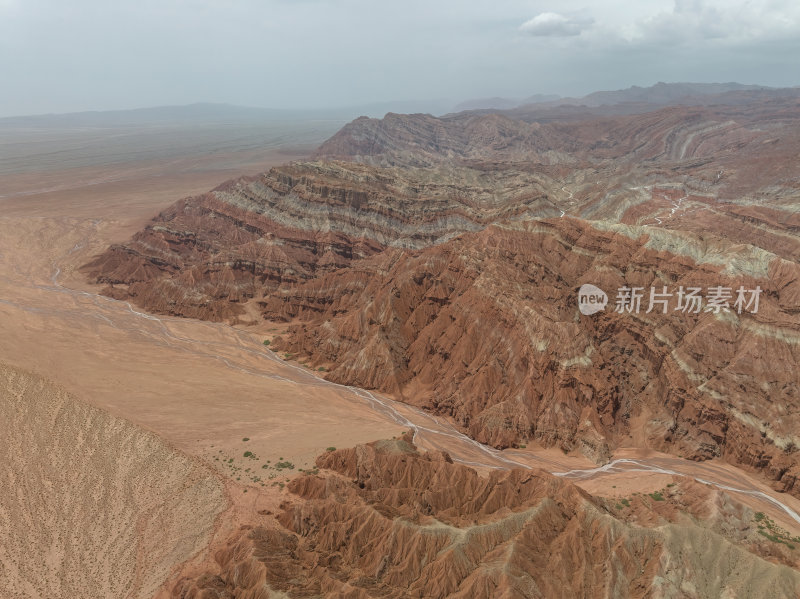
[86,90,800,503]
[3,84,800,598]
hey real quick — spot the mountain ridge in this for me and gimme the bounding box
[83,89,800,505]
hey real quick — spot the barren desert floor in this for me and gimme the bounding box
[2,126,800,597]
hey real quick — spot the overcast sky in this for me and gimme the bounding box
[1,0,799,116]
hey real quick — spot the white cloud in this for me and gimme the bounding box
[520,12,592,37]
[625,0,800,45]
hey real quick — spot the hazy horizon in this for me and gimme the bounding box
[0,80,796,122]
[2,0,800,118]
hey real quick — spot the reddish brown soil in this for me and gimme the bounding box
[169,439,800,598]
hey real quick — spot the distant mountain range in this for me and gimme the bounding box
[579,81,774,106]
[5,82,799,130]
[0,100,454,129]
[452,81,799,115]
[453,93,562,112]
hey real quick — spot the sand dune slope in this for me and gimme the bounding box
[0,363,226,599]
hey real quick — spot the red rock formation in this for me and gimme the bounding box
[84,96,800,495]
[170,440,800,598]
[82,160,559,320]
[264,219,800,493]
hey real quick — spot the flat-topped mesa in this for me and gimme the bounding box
[170,439,800,598]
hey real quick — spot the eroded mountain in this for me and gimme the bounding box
[170,439,800,598]
[84,91,800,499]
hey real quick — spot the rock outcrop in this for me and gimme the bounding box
[264,218,800,494]
[170,440,800,598]
[83,161,560,321]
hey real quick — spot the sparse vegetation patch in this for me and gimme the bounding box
[754,512,800,549]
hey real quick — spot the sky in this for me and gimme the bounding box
[1,0,799,116]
